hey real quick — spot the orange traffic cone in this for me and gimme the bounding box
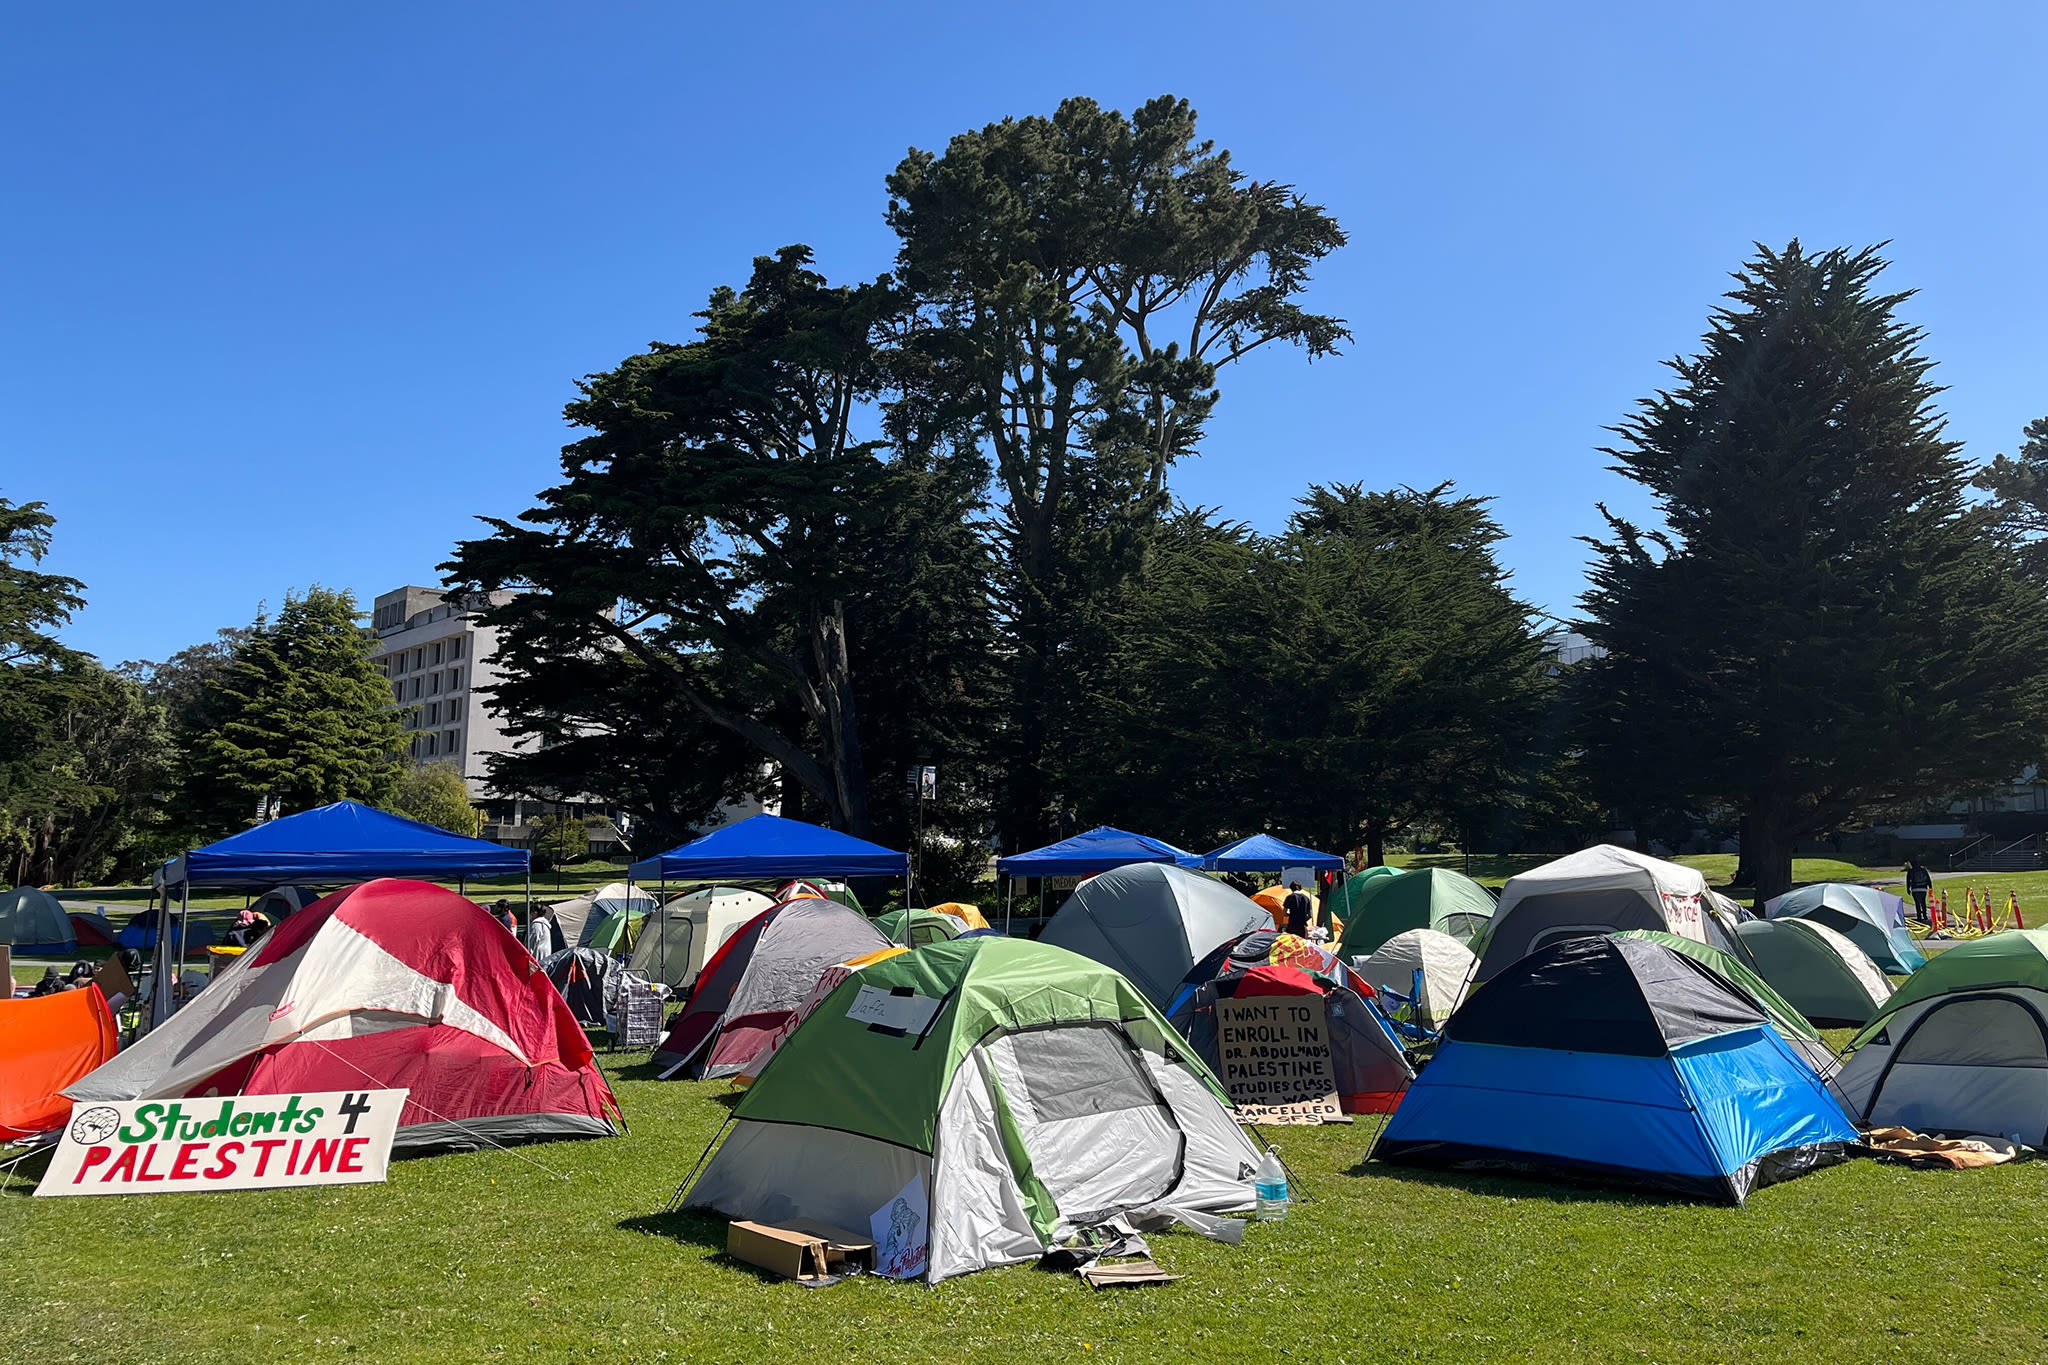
[2014,892,2026,931]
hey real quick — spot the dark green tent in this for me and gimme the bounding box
[1336,867,1497,957]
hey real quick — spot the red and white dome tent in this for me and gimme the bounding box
[68,879,621,1153]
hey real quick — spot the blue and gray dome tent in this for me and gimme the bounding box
[1373,935,1856,1204]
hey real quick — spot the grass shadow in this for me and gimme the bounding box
[1345,1155,1705,1209]
[617,1206,796,1280]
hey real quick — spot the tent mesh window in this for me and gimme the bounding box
[1897,997,2048,1069]
[1008,1025,1165,1121]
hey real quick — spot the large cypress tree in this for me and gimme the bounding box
[1581,242,2048,902]
[174,586,404,834]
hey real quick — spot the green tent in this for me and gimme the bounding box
[1735,918,1893,1028]
[684,935,1261,1283]
[583,904,646,955]
[873,908,965,947]
[1336,867,1496,957]
[1327,865,1405,924]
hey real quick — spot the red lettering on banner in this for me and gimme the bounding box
[303,1138,341,1174]
[337,1137,367,1174]
[134,1144,168,1182]
[250,1139,286,1177]
[170,1143,206,1179]
[206,1143,243,1179]
[102,1145,140,1182]
[73,1147,112,1183]
[284,1139,303,1177]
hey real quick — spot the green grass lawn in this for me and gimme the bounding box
[6,1055,2048,1364]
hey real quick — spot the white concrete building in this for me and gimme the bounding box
[370,585,515,800]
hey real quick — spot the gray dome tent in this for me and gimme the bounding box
[1041,864,1271,1009]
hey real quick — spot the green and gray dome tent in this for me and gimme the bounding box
[1735,917,1893,1028]
[873,908,966,946]
[683,936,1262,1283]
[1836,929,2048,1143]
[1335,867,1497,957]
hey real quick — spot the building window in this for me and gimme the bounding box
[444,730,460,757]
[392,681,403,703]
[423,732,437,756]
[431,641,443,665]
[410,678,421,700]
[412,648,424,670]
[428,672,440,695]
[449,637,463,660]
[426,702,438,725]
[448,666,462,691]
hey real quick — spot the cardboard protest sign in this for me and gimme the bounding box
[1214,995,1343,1124]
[38,1089,406,1197]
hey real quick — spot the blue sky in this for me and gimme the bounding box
[5,3,2044,663]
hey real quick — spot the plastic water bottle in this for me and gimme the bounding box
[1254,1150,1289,1221]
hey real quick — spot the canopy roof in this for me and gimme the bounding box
[159,800,528,888]
[1201,833,1343,872]
[628,813,906,882]
[996,826,1202,877]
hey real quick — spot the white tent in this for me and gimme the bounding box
[1475,845,1714,983]
[1355,928,1475,1028]
[628,886,773,989]
[1041,864,1270,1008]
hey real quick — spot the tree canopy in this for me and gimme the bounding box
[1580,241,2048,900]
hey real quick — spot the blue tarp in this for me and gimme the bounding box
[161,800,529,887]
[995,826,1203,877]
[1202,833,1344,872]
[627,813,906,882]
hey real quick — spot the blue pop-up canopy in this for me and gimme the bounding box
[995,826,1203,877]
[159,800,529,888]
[1202,833,1344,873]
[627,813,907,882]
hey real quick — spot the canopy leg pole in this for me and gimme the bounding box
[171,877,191,1020]
[657,875,666,991]
[144,880,166,1032]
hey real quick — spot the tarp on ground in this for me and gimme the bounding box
[1336,867,1497,956]
[69,879,621,1152]
[1201,834,1344,872]
[1040,864,1271,1008]
[0,985,118,1140]
[685,936,1260,1282]
[158,801,529,887]
[627,814,906,882]
[1,886,75,954]
[996,827,1203,878]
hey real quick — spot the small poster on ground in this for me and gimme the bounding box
[1214,995,1344,1125]
[37,1089,407,1197]
[869,1174,929,1278]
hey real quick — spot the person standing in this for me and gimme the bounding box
[1905,857,1933,923]
[492,898,520,938]
[525,902,556,960]
[1282,881,1313,938]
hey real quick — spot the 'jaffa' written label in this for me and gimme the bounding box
[37,1089,406,1197]
[1214,995,1343,1125]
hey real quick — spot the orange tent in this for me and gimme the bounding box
[0,985,118,1140]
[926,902,991,930]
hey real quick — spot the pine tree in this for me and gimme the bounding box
[1581,242,2048,901]
[176,587,404,834]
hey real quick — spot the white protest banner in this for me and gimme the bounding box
[1214,994,1344,1125]
[37,1089,406,1197]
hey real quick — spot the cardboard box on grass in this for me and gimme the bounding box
[727,1220,876,1283]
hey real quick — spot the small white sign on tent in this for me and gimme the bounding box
[38,1089,405,1197]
